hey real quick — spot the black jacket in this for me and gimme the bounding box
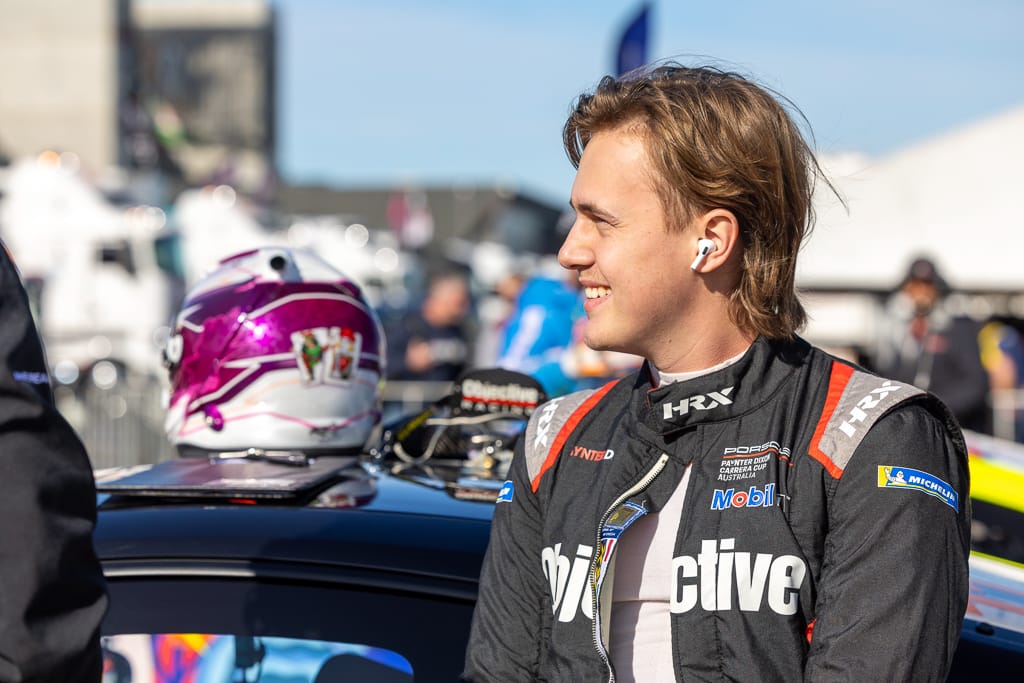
[465,337,970,682]
[0,246,108,682]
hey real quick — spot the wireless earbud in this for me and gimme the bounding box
[690,239,717,271]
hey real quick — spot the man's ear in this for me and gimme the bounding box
[689,209,740,273]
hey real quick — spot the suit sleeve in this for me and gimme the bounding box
[0,247,109,682]
[804,402,970,681]
[463,433,547,681]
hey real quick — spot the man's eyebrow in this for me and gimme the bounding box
[570,201,615,221]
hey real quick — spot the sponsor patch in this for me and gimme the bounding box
[711,484,776,510]
[672,538,806,614]
[877,466,958,511]
[662,386,734,420]
[570,444,615,461]
[594,502,648,596]
[717,441,789,482]
[291,326,361,382]
[13,370,49,385]
[496,480,514,503]
[459,377,542,416]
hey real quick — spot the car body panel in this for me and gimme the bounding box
[94,443,1024,681]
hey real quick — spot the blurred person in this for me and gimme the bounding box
[979,319,1024,441]
[471,269,527,369]
[464,63,970,682]
[497,266,641,398]
[386,270,472,383]
[872,256,992,434]
[162,247,386,456]
[495,270,579,394]
[0,242,108,681]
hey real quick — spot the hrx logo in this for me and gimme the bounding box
[662,386,735,420]
[711,484,776,510]
[838,380,903,438]
[533,397,564,450]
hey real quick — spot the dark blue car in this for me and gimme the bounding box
[95,455,501,682]
[93,429,1024,682]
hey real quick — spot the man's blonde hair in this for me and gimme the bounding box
[563,63,835,340]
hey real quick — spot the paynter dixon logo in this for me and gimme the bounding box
[878,466,958,511]
[570,445,615,461]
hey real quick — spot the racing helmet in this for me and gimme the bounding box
[163,246,386,454]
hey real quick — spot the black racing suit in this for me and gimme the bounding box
[464,336,970,682]
[0,246,108,682]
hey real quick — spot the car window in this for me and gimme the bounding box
[102,633,413,682]
[102,576,475,681]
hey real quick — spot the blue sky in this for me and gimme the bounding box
[274,0,1024,206]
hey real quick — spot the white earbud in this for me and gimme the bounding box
[690,239,717,271]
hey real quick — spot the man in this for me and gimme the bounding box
[872,256,991,434]
[0,244,108,681]
[463,64,970,681]
[387,270,472,383]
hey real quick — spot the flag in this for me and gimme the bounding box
[615,3,651,76]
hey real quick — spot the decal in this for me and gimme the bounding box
[569,445,615,461]
[672,538,806,615]
[541,543,594,623]
[877,466,959,511]
[662,386,735,420]
[459,377,541,416]
[532,396,564,450]
[711,484,776,510]
[595,501,647,588]
[718,441,789,482]
[838,380,906,438]
[12,370,49,385]
[496,480,515,503]
[291,326,361,383]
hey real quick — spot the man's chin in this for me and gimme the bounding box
[582,333,627,356]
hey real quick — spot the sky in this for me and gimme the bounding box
[274,0,1024,206]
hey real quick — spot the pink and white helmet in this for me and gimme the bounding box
[163,247,386,454]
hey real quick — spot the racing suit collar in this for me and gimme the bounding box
[640,336,811,435]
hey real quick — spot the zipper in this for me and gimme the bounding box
[590,451,671,682]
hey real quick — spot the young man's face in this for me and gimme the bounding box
[558,127,699,364]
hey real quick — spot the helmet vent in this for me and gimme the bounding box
[269,254,288,272]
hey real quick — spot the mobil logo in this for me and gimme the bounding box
[711,483,776,510]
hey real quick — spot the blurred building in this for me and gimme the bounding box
[276,183,566,259]
[0,0,276,200]
[0,0,126,169]
[129,0,276,196]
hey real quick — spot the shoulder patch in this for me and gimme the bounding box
[525,381,618,492]
[809,361,924,478]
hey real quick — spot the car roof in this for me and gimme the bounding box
[95,456,500,587]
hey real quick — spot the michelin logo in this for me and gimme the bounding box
[878,466,958,511]
[497,480,514,503]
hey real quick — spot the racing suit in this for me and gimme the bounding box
[464,336,970,681]
[0,246,108,681]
